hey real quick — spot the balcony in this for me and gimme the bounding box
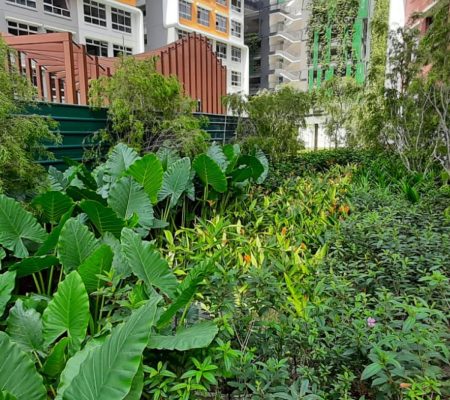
[274,68,300,81]
[269,25,303,43]
[270,45,301,63]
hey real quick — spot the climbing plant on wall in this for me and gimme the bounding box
[307,0,369,89]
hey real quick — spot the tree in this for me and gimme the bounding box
[316,77,361,148]
[223,86,310,161]
[0,38,59,197]
[89,56,208,157]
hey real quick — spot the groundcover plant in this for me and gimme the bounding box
[0,148,448,399]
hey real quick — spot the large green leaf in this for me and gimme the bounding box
[223,144,241,174]
[158,157,192,208]
[77,244,113,293]
[6,299,43,352]
[157,148,180,171]
[102,233,131,278]
[0,195,48,258]
[55,338,103,400]
[157,263,210,328]
[35,205,75,257]
[121,229,178,298]
[80,200,125,238]
[108,177,154,228]
[149,321,218,351]
[57,218,99,272]
[0,271,16,317]
[42,271,90,352]
[9,255,59,278]
[126,153,163,204]
[207,143,229,171]
[255,149,269,184]
[62,298,159,400]
[42,337,69,377]
[230,155,265,183]
[105,143,140,180]
[192,154,228,193]
[124,362,144,400]
[31,191,74,224]
[0,331,46,400]
[66,186,106,205]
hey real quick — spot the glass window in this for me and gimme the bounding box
[217,0,226,5]
[231,20,241,38]
[216,42,227,60]
[197,7,210,27]
[113,44,133,56]
[7,20,38,35]
[83,0,106,27]
[6,0,36,8]
[177,29,190,39]
[86,38,108,57]
[231,0,241,12]
[111,7,132,33]
[179,0,192,20]
[231,46,241,62]
[216,14,227,33]
[44,0,70,17]
[231,71,241,87]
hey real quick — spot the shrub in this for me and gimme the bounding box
[223,87,310,162]
[88,56,209,157]
[0,38,59,197]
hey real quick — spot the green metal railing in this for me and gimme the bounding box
[24,103,239,167]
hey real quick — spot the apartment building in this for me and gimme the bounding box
[245,0,310,94]
[0,0,144,57]
[139,0,249,95]
[405,0,440,30]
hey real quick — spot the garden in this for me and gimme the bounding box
[0,2,449,400]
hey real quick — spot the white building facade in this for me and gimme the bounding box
[139,0,249,95]
[0,0,144,57]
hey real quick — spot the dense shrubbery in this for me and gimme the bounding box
[0,39,59,197]
[0,143,448,399]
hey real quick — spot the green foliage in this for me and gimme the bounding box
[223,87,310,161]
[0,39,60,197]
[0,332,46,400]
[88,56,208,157]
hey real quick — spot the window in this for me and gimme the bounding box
[83,0,106,27]
[216,14,227,32]
[44,0,70,17]
[113,44,132,56]
[216,42,227,60]
[231,46,241,62]
[6,0,36,8]
[7,20,38,35]
[231,0,241,12]
[86,38,108,57]
[425,16,433,31]
[231,20,241,38]
[177,29,189,39]
[179,0,192,20]
[197,7,210,27]
[231,71,241,87]
[111,8,132,33]
[216,0,226,5]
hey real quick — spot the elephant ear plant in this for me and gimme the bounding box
[0,195,217,399]
[0,142,266,399]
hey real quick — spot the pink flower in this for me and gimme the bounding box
[367,317,376,328]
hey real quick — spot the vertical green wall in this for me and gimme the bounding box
[308,0,372,90]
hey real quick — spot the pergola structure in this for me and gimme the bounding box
[2,32,110,105]
[1,32,227,114]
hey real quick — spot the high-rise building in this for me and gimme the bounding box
[244,0,310,94]
[139,0,249,95]
[0,0,144,57]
